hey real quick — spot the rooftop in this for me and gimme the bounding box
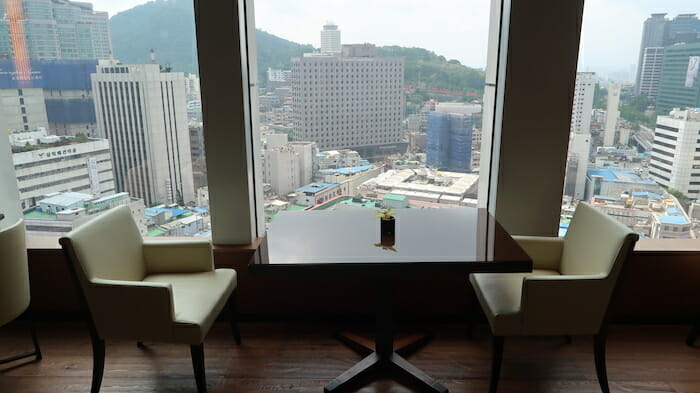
[296,183,340,194]
[384,194,407,201]
[39,192,93,207]
[23,209,57,220]
[658,215,690,225]
[145,207,189,218]
[587,168,656,184]
[317,165,375,175]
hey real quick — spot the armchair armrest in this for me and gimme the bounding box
[86,278,174,339]
[143,239,214,274]
[520,274,611,335]
[512,236,564,271]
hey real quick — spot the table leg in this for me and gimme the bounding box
[324,274,448,393]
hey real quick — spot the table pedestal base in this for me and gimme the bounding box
[324,352,448,393]
[325,274,447,393]
[335,330,434,357]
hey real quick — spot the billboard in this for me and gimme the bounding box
[0,60,98,90]
[685,56,700,88]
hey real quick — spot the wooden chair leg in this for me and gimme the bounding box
[593,333,610,393]
[0,323,42,366]
[686,322,699,347]
[227,289,241,345]
[489,336,504,393]
[190,344,207,393]
[90,338,105,393]
[29,323,42,361]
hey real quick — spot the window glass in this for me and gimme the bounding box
[252,0,495,225]
[1,0,208,237]
[562,0,700,240]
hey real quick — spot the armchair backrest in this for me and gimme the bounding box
[0,219,30,326]
[62,205,145,284]
[561,202,636,277]
[520,202,638,335]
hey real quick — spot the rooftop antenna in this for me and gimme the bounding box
[150,48,156,64]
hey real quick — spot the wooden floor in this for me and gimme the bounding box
[1,322,699,393]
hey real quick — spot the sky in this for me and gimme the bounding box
[94,0,700,78]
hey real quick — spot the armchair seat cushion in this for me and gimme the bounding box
[470,269,559,336]
[144,269,237,343]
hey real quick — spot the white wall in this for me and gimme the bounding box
[0,135,21,230]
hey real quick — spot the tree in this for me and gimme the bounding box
[668,188,691,210]
[74,132,88,142]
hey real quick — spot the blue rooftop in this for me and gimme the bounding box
[658,215,690,225]
[633,191,663,199]
[145,207,188,218]
[587,168,656,184]
[593,195,621,201]
[558,221,570,237]
[318,165,374,175]
[296,182,340,194]
[666,207,682,215]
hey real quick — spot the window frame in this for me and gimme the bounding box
[195,0,585,245]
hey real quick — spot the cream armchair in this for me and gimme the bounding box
[0,218,42,367]
[59,205,240,393]
[469,202,638,393]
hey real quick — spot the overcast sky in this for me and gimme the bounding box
[95,0,699,76]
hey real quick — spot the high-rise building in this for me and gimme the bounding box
[566,72,596,200]
[668,14,700,44]
[91,62,195,206]
[635,13,669,94]
[570,72,596,135]
[320,23,341,54]
[291,43,406,159]
[603,83,621,147]
[649,108,700,197]
[0,59,99,136]
[657,42,700,114]
[638,47,665,100]
[0,0,112,60]
[426,112,473,172]
[189,123,207,190]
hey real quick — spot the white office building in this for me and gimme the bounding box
[291,43,405,158]
[92,62,195,206]
[185,73,201,101]
[604,83,621,147]
[570,72,596,134]
[638,47,664,100]
[11,135,115,208]
[320,23,341,54]
[264,141,318,196]
[649,108,700,197]
[566,72,596,200]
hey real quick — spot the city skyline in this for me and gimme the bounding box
[95,0,699,76]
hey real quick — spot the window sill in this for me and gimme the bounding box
[25,234,700,253]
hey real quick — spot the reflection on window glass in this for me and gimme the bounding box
[0,0,208,237]
[253,0,492,225]
[562,1,700,240]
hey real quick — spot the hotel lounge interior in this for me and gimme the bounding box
[1,0,699,393]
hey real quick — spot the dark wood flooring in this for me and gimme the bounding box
[1,322,699,393]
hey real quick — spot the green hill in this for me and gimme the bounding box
[109,0,485,94]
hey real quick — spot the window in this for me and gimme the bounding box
[561,1,700,241]
[252,0,495,226]
[0,0,208,238]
